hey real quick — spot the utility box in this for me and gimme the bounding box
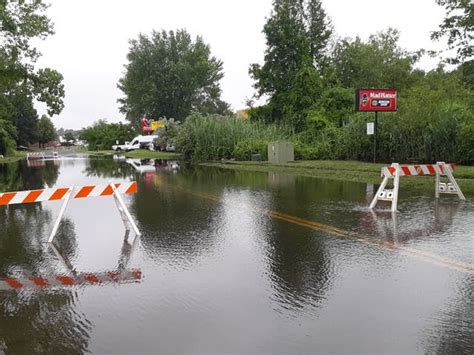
[268,141,294,164]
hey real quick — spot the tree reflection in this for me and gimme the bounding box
[0,162,91,353]
[0,160,60,192]
[83,158,134,179]
[130,170,221,266]
[265,218,332,312]
[423,277,474,354]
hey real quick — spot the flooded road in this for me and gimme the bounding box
[0,157,473,354]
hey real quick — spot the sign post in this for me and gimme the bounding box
[374,111,378,163]
[355,89,398,163]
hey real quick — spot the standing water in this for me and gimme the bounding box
[0,157,473,354]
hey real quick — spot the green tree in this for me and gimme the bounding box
[8,91,39,146]
[0,119,16,155]
[118,29,229,125]
[37,115,56,147]
[431,0,473,64]
[332,29,418,90]
[249,0,332,130]
[0,0,64,154]
[64,131,75,142]
[79,120,135,151]
[0,0,65,115]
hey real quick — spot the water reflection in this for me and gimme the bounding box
[362,199,462,245]
[423,277,474,354]
[0,158,472,353]
[0,160,59,192]
[0,200,91,353]
[266,221,332,313]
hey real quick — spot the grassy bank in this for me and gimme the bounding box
[85,149,180,159]
[203,160,474,196]
[0,151,27,163]
[124,150,180,159]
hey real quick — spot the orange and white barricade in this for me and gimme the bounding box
[370,162,465,212]
[26,152,45,160]
[0,181,141,242]
[0,269,142,290]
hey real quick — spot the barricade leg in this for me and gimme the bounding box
[435,172,440,199]
[369,176,389,209]
[441,162,465,200]
[110,183,141,236]
[48,187,73,243]
[391,164,400,213]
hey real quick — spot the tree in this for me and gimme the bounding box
[8,91,39,146]
[37,115,56,147]
[431,0,473,64]
[64,131,75,142]
[79,121,135,151]
[0,0,65,115]
[332,29,418,90]
[249,0,332,130]
[0,119,16,155]
[0,0,64,154]
[118,29,229,125]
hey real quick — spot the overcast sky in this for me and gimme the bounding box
[34,0,447,130]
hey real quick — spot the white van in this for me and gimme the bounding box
[112,135,156,152]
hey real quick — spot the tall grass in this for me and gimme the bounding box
[175,112,286,161]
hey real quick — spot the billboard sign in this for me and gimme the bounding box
[141,117,166,132]
[355,89,397,112]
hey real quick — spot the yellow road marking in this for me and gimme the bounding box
[172,186,474,275]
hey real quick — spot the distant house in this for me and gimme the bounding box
[235,109,249,120]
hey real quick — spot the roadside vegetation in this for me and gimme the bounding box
[79,0,473,166]
[1,0,472,187]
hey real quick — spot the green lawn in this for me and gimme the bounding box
[124,150,180,159]
[0,151,27,163]
[82,149,180,159]
[202,160,474,196]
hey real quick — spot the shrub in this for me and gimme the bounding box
[233,139,268,161]
[0,120,17,156]
[176,112,284,161]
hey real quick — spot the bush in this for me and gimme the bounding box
[80,121,135,151]
[459,122,474,164]
[176,112,284,161]
[233,139,268,161]
[0,120,17,156]
[153,118,180,149]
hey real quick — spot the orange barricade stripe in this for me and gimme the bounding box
[74,186,95,199]
[23,190,43,204]
[49,188,70,201]
[0,193,16,206]
[126,182,138,194]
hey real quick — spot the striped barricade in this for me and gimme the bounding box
[26,152,45,160]
[370,162,465,212]
[0,182,137,206]
[0,269,142,291]
[0,182,141,242]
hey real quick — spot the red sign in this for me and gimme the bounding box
[355,89,398,112]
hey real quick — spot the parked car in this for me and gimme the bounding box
[112,135,156,152]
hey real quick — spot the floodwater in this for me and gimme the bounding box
[0,156,473,354]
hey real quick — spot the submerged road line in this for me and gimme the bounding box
[173,186,474,276]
